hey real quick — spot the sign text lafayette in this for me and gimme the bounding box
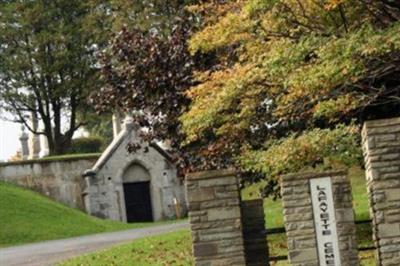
[310,177,341,266]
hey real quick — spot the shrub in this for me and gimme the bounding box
[69,137,104,154]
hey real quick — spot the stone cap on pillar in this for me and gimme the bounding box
[363,117,400,129]
[281,169,348,181]
[186,168,236,181]
[362,116,400,140]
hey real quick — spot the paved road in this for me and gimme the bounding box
[0,221,189,266]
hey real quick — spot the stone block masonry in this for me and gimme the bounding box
[0,155,99,210]
[281,171,359,266]
[186,169,247,266]
[362,117,400,266]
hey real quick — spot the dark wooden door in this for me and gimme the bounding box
[123,181,153,222]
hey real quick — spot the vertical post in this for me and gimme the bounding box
[186,169,246,265]
[281,171,359,266]
[362,117,400,266]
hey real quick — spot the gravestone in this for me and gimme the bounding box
[362,117,400,266]
[281,171,359,266]
[186,169,247,266]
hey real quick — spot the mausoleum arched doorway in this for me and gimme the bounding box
[82,119,187,222]
[122,163,153,222]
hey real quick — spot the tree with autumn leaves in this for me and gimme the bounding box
[93,0,400,196]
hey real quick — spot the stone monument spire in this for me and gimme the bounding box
[28,111,41,159]
[19,125,29,160]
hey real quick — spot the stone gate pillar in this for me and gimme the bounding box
[362,117,400,266]
[186,169,246,266]
[281,171,359,266]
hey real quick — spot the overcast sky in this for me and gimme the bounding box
[0,118,94,161]
[0,119,20,161]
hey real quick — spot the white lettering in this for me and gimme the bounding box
[310,177,341,266]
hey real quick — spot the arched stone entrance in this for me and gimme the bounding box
[122,163,153,222]
[82,119,187,222]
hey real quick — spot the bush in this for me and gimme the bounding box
[69,137,104,154]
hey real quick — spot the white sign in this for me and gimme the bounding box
[310,177,341,266]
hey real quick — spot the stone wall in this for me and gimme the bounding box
[186,169,247,266]
[281,171,359,266]
[0,155,99,210]
[362,117,400,266]
[241,199,269,266]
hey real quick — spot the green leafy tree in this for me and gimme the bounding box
[0,0,199,155]
[78,109,113,145]
[0,0,103,154]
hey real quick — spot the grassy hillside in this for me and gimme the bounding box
[0,181,159,247]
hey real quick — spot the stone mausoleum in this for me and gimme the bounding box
[82,115,186,222]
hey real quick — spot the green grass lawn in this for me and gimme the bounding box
[0,181,174,247]
[60,230,193,266]
[61,166,376,265]
[241,166,370,228]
